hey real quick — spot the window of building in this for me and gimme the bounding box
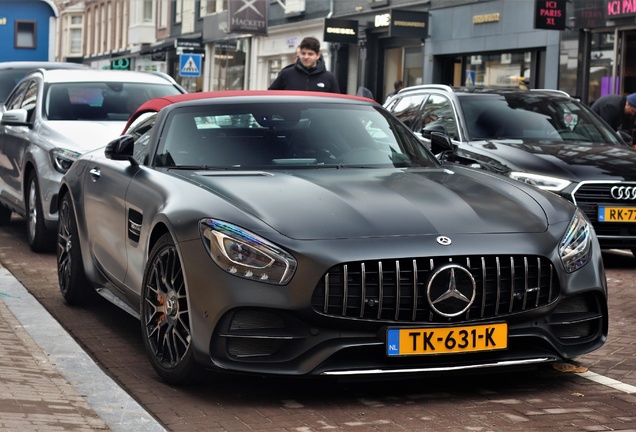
[66,14,83,56]
[464,51,534,89]
[143,0,153,23]
[15,21,36,49]
[174,0,183,24]
[200,0,226,15]
[158,0,168,28]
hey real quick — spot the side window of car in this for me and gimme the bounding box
[127,112,157,165]
[4,80,29,111]
[21,81,38,123]
[391,95,427,129]
[415,94,458,140]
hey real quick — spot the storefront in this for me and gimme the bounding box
[422,1,563,92]
[563,0,636,106]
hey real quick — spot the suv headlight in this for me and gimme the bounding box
[50,148,81,174]
[559,210,592,273]
[509,172,571,192]
[199,219,297,285]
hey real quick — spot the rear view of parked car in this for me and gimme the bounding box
[0,68,185,251]
[385,85,636,258]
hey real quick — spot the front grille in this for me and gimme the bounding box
[311,255,559,323]
[573,182,636,238]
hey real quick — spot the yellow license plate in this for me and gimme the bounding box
[387,323,508,356]
[598,206,636,222]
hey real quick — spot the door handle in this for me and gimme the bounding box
[89,167,101,182]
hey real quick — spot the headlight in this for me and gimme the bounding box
[559,210,592,273]
[199,219,297,285]
[509,172,571,192]
[50,148,81,174]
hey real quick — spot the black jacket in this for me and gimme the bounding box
[268,58,340,93]
[591,94,626,131]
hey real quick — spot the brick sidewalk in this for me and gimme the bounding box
[0,266,164,432]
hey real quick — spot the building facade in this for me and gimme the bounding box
[52,0,594,104]
[0,0,59,62]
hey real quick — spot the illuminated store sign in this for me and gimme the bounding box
[534,0,566,30]
[324,18,359,44]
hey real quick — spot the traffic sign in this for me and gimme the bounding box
[179,54,202,78]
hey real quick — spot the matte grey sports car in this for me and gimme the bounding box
[57,91,608,384]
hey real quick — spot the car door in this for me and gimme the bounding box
[82,149,136,287]
[82,113,158,290]
[0,79,37,208]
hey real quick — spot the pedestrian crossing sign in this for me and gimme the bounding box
[179,54,202,78]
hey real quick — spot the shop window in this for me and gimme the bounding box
[212,39,249,91]
[15,21,36,49]
[464,51,533,89]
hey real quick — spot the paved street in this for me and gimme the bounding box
[1,214,636,431]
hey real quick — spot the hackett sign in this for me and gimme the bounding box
[228,0,268,35]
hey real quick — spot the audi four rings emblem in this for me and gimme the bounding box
[611,186,636,200]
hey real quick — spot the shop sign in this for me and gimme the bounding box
[228,0,268,35]
[176,38,202,49]
[573,0,605,28]
[389,10,428,39]
[606,0,636,17]
[473,13,500,24]
[324,18,358,44]
[111,58,131,70]
[534,0,567,30]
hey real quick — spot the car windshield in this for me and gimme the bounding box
[155,102,439,169]
[458,93,623,145]
[45,82,180,121]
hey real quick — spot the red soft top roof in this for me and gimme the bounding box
[123,90,374,133]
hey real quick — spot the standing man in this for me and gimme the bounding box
[590,92,636,133]
[385,80,404,102]
[269,36,340,93]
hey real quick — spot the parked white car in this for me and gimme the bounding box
[0,69,185,251]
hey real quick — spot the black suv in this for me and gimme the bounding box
[384,84,636,256]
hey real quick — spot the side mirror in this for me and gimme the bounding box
[104,135,138,165]
[0,108,29,126]
[421,124,447,139]
[617,130,632,145]
[430,131,455,155]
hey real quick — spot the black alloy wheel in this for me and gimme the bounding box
[57,192,95,305]
[141,233,200,384]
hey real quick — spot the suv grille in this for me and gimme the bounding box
[573,182,636,237]
[311,255,559,323]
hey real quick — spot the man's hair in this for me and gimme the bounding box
[300,36,321,53]
[394,80,404,90]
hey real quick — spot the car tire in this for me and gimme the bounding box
[0,205,11,225]
[57,192,96,305]
[26,171,55,252]
[141,233,201,385]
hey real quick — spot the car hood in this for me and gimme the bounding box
[44,121,126,152]
[465,139,636,181]
[182,167,554,240]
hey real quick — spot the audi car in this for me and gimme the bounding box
[385,85,636,257]
[57,91,607,384]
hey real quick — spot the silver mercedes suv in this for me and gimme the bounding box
[0,68,185,251]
